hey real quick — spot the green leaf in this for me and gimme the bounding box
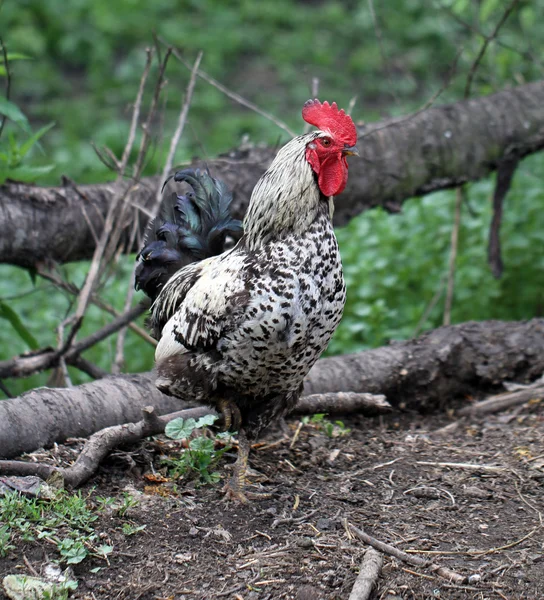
[165,417,197,440]
[189,437,214,452]
[194,414,217,429]
[0,164,55,184]
[19,122,55,158]
[0,96,31,133]
[6,53,33,61]
[0,300,39,349]
[96,543,114,557]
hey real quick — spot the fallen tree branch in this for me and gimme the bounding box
[0,393,389,486]
[347,522,468,584]
[458,384,544,416]
[295,392,391,416]
[348,547,383,600]
[0,405,213,488]
[0,303,149,379]
[431,381,544,437]
[1,319,543,459]
[2,81,543,268]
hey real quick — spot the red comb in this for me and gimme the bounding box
[302,99,357,146]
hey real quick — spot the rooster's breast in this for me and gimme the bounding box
[219,213,345,396]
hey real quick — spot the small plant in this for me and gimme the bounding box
[0,50,56,184]
[117,492,139,517]
[0,490,101,565]
[121,523,147,536]
[301,413,351,438]
[0,524,15,556]
[56,538,89,565]
[163,414,232,485]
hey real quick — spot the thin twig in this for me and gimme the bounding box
[112,266,138,375]
[347,522,468,584]
[133,48,172,176]
[416,461,505,472]
[346,96,357,117]
[295,392,392,416]
[165,43,295,137]
[413,274,447,336]
[443,186,463,325]
[464,0,520,98]
[303,77,320,133]
[70,48,159,348]
[72,303,148,358]
[439,1,542,70]
[36,266,155,346]
[0,379,13,398]
[157,50,203,204]
[404,527,540,557]
[358,48,462,142]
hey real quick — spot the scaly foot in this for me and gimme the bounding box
[222,429,250,503]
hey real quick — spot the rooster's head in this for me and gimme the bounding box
[302,99,358,197]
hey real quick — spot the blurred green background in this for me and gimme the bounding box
[0,0,543,396]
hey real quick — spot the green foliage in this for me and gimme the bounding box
[329,153,544,355]
[121,523,146,536]
[0,0,543,396]
[0,52,56,183]
[163,415,232,485]
[2,0,542,184]
[301,413,351,438]
[0,300,39,350]
[0,488,147,566]
[0,490,98,564]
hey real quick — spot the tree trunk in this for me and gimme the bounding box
[1,81,543,268]
[1,319,542,459]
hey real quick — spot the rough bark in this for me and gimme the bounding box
[1,81,543,268]
[304,318,544,411]
[1,319,542,459]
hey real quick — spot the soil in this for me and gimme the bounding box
[1,401,543,600]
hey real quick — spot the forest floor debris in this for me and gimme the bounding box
[1,401,543,599]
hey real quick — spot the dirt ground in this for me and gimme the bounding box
[1,399,543,600]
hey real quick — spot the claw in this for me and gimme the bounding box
[217,398,233,431]
[217,398,242,432]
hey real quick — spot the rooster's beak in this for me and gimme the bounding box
[343,145,359,157]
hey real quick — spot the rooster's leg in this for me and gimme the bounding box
[223,428,250,503]
[217,398,242,432]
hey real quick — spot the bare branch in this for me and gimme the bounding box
[443,186,463,326]
[296,392,391,416]
[464,0,520,98]
[165,43,296,137]
[488,157,519,278]
[347,522,468,584]
[120,48,154,175]
[348,547,383,600]
[158,50,203,204]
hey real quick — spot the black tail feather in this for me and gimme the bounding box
[135,169,243,302]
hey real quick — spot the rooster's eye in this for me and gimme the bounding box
[321,138,331,147]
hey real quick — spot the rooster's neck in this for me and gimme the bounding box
[243,134,328,249]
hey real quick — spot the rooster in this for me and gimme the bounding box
[149,99,358,501]
[135,169,243,304]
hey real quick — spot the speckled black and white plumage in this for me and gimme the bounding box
[150,131,346,440]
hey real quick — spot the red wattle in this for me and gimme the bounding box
[318,156,348,197]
